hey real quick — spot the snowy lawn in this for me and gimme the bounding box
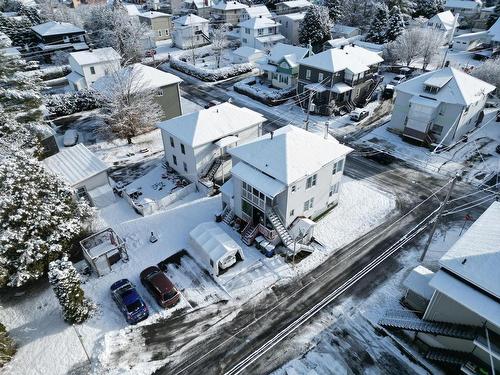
[358,108,500,185]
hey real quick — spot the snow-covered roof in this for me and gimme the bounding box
[395,67,495,106]
[31,21,84,37]
[277,0,311,8]
[212,1,248,10]
[229,125,353,185]
[331,24,360,35]
[429,270,500,328]
[445,0,481,9]
[92,63,182,92]
[279,12,305,21]
[233,46,264,58]
[231,162,286,197]
[124,4,141,16]
[66,71,84,84]
[172,13,209,25]
[184,0,212,9]
[243,5,271,18]
[403,265,435,300]
[189,222,243,262]
[138,11,172,19]
[69,47,121,66]
[488,17,500,42]
[324,37,350,49]
[255,34,286,43]
[299,45,383,74]
[453,30,488,41]
[42,144,108,186]
[428,10,456,30]
[268,42,310,65]
[238,16,280,29]
[438,201,500,299]
[157,102,266,147]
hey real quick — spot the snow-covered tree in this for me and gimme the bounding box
[385,6,405,41]
[366,4,389,44]
[486,3,500,28]
[0,12,36,47]
[299,5,331,48]
[339,0,373,29]
[420,28,445,69]
[98,66,163,144]
[81,4,149,64]
[48,256,94,324]
[324,0,343,22]
[0,322,15,367]
[471,57,500,94]
[413,0,444,18]
[386,0,415,19]
[384,28,425,66]
[211,25,226,68]
[0,135,93,287]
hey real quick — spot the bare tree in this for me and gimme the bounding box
[471,57,500,95]
[420,28,445,70]
[211,25,226,69]
[384,28,425,67]
[98,65,163,144]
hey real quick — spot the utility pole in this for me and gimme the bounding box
[420,174,460,262]
[440,13,460,69]
[304,90,314,131]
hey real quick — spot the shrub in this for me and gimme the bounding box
[45,89,101,117]
[234,78,296,106]
[169,57,254,82]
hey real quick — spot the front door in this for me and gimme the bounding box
[252,206,264,225]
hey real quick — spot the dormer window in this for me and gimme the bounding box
[424,85,439,94]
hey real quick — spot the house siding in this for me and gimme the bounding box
[156,83,182,120]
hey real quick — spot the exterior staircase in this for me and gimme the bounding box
[425,348,471,366]
[379,309,478,340]
[241,222,258,246]
[196,30,211,43]
[203,157,222,181]
[222,206,234,225]
[266,208,293,248]
[362,75,384,105]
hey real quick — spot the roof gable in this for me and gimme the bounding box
[69,47,121,66]
[31,21,84,37]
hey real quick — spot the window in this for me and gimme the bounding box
[432,124,444,135]
[291,185,296,192]
[242,199,252,216]
[333,159,344,174]
[90,66,96,75]
[424,85,439,94]
[306,174,317,189]
[242,38,247,43]
[290,209,294,217]
[245,28,250,34]
[172,155,177,165]
[303,197,314,211]
[170,136,174,147]
[157,89,164,96]
[158,30,163,36]
[165,29,169,36]
[181,144,185,154]
[306,69,311,79]
[318,72,324,82]
[329,183,339,197]
[183,162,188,172]
[76,186,87,200]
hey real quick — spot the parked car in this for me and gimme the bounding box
[204,100,221,109]
[110,279,149,324]
[360,146,396,165]
[63,129,79,147]
[382,84,395,100]
[350,109,370,122]
[140,266,180,308]
[145,49,156,57]
[389,74,407,86]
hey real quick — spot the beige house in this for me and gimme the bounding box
[138,11,173,41]
[210,1,248,25]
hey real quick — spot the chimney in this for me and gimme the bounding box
[324,121,329,139]
[270,131,274,140]
[307,39,313,55]
[340,44,344,50]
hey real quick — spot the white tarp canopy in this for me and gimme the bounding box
[189,222,244,276]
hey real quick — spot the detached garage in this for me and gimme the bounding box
[189,222,244,276]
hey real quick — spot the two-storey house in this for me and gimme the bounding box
[210,1,248,25]
[388,67,495,146]
[240,5,272,21]
[172,14,210,49]
[422,10,458,42]
[260,43,312,89]
[275,12,305,45]
[31,21,87,59]
[274,0,312,15]
[157,102,266,188]
[182,0,213,19]
[220,125,352,251]
[67,47,121,91]
[444,0,482,19]
[138,11,173,41]
[239,16,285,51]
[297,45,384,115]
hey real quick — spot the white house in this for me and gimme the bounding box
[210,1,248,25]
[260,42,312,89]
[389,67,495,147]
[182,0,213,18]
[238,16,285,51]
[67,47,121,91]
[444,0,482,18]
[157,102,266,187]
[232,46,266,63]
[395,201,500,374]
[274,0,312,14]
[240,5,272,21]
[42,144,115,208]
[275,12,305,45]
[423,10,458,42]
[452,30,489,51]
[172,14,210,49]
[220,125,352,251]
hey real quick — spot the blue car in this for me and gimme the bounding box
[110,279,149,324]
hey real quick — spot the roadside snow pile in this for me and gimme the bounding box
[170,57,254,82]
[45,89,100,117]
[234,77,295,106]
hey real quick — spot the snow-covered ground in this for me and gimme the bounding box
[358,108,500,185]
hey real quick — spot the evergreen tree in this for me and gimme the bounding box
[366,4,389,44]
[299,5,331,47]
[48,257,94,324]
[386,6,406,41]
[386,0,415,18]
[413,0,444,18]
[324,0,343,22]
[0,322,16,367]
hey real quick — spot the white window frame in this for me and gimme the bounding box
[306,174,317,189]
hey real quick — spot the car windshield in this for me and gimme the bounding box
[126,300,143,313]
[162,291,177,301]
